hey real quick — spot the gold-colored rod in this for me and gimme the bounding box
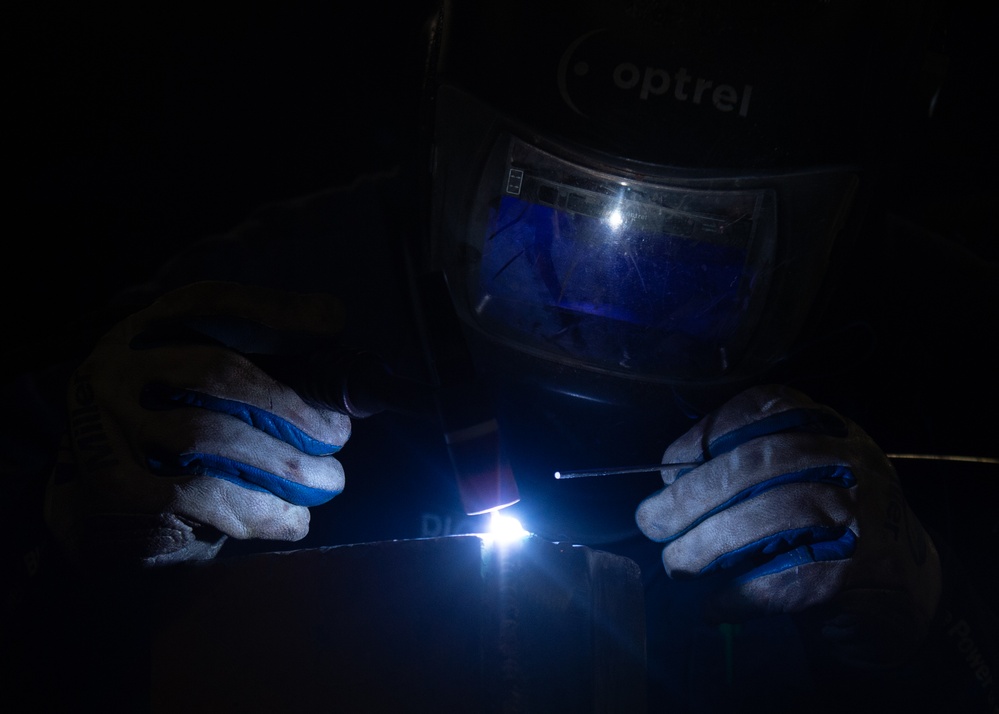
[553,453,998,480]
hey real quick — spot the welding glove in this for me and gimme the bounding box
[45,281,351,568]
[636,384,941,669]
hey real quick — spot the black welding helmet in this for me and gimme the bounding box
[420,0,939,542]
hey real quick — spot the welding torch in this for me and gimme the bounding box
[198,278,520,517]
[263,346,520,517]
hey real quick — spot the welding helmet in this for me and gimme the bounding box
[418,0,940,542]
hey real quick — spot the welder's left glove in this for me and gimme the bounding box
[636,384,941,669]
[45,281,351,568]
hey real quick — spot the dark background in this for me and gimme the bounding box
[5,2,997,369]
[7,4,436,358]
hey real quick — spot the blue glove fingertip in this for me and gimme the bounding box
[141,383,343,455]
[707,407,847,458]
[701,526,857,581]
[147,452,342,507]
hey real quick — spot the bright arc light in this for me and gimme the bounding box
[488,511,529,542]
[606,209,624,230]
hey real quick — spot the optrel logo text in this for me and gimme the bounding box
[558,29,753,119]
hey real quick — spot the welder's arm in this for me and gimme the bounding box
[45,281,351,568]
[636,384,942,669]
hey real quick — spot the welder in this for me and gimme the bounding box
[5,1,997,712]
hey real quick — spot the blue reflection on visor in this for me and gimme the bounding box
[473,195,756,376]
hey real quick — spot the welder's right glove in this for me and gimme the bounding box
[45,281,351,568]
[636,384,941,669]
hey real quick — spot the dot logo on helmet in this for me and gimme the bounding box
[558,29,753,120]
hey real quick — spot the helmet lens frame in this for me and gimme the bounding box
[432,86,859,385]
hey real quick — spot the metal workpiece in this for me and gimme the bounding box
[150,536,647,713]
